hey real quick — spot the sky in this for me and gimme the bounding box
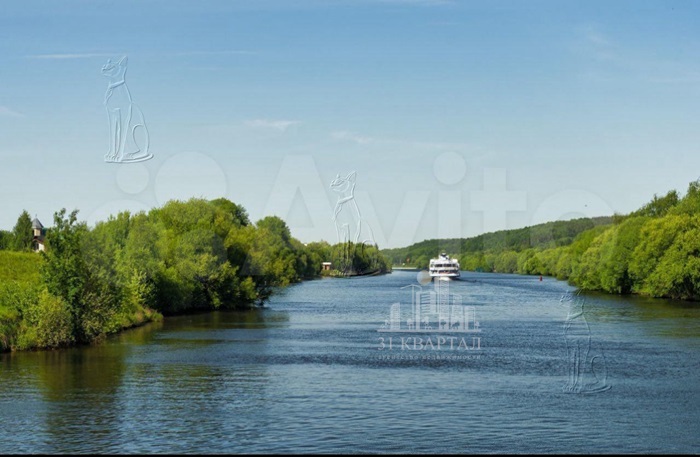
[1,0,699,248]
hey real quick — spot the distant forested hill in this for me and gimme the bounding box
[383,179,700,301]
[383,216,612,268]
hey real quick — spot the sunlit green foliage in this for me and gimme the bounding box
[631,190,680,218]
[11,210,34,252]
[383,216,611,268]
[506,193,700,300]
[494,250,518,273]
[0,198,392,350]
[0,230,12,250]
[0,252,43,350]
[310,241,391,278]
[0,282,39,351]
[15,288,74,350]
[641,220,700,300]
[629,214,700,299]
[669,179,700,216]
[384,179,700,301]
[0,251,41,283]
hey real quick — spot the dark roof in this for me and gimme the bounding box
[31,218,43,229]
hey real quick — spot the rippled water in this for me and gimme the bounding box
[1,271,699,453]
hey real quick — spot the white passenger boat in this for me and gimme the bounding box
[429,253,461,279]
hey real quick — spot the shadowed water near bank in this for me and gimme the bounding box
[1,271,698,453]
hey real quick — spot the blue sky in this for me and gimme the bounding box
[1,0,699,248]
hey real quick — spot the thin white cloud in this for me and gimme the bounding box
[27,51,257,60]
[173,50,257,56]
[577,25,617,62]
[583,28,610,47]
[27,53,116,59]
[0,106,24,118]
[245,119,301,131]
[331,130,374,145]
[574,24,700,85]
[331,130,471,151]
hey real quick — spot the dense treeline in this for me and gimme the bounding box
[473,182,700,300]
[383,216,612,269]
[0,198,390,351]
[386,180,700,301]
[0,210,36,252]
[311,241,391,277]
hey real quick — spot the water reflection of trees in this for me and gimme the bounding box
[112,309,286,451]
[33,340,129,452]
[575,291,700,340]
[1,309,289,452]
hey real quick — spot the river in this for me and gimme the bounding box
[1,271,698,453]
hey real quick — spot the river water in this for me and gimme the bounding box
[1,271,698,453]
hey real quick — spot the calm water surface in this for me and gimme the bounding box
[1,271,698,453]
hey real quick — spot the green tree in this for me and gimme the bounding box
[210,198,251,227]
[516,249,534,274]
[305,241,332,275]
[642,220,700,299]
[12,210,33,252]
[629,215,691,287]
[632,190,679,217]
[115,213,165,316]
[41,209,90,341]
[494,250,518,273]
[16,289,74,350]
[570,230,610,290]
[629,214,695,297]
[5,197,366,352]
[414,255,429,269]
[554,248,572,279]
[536,248,564,276]
[670,179,700,216]
[244,216,300,300]
[0,230,12,250]
[597,217,648,294]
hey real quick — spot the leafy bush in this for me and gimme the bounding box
[0,198,392,351]
[16,289,74,350]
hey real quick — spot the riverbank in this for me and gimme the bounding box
[2,269,698,453]
[433,265,700,303]
[0,199,392,352]
[0,268,393,353]
[385,180,700,302]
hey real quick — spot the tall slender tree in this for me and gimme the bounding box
[12,210,33,251]
[0,230,12,250]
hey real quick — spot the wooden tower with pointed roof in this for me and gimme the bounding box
[31,217,45,252]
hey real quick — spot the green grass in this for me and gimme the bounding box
[0,251,42,350]
[0,251,41,284]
